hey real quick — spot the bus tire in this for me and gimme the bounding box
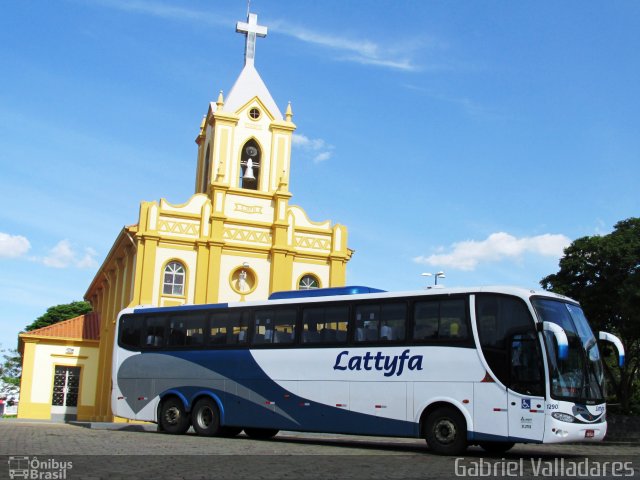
[191,397,222,436]
[424,406,468,455]
[244,427,279,440]
[479,441,515,454]
[159,397,190,435]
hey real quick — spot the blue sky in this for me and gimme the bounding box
[1,0,638,350]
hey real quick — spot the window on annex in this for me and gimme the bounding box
[120,315,144,349]
[163,261,185,296]
[355,303,407,342]
[144,316,167,348]
[253,309,297,345]
[168,314,207,347]
[239,139,261,190]
[302,305,348,343]
[298,274,320,290]
[209,310,250,345]
[475,294,543,394]
[413,298,468,341]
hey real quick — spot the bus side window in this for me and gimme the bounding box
[209,311,247,346]
[168,317,187,346]
[120,315,144,349]
[413,301,439,340]
[144,316,167,348]
[168,313,206,347]
[380,303,406,341]
[302,306,348,344]
[253,309,296,345]
[439,300,467,339]
[476,294,541,392]
[355,305,380,342]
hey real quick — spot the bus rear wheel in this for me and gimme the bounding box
[424,406,468,455]
[159,397,190,435]
[244,428,279,440]
[191,398,222,436]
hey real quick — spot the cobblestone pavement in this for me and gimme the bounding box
[1,421,639,479]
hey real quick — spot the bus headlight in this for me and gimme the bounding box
[552,412,576,423]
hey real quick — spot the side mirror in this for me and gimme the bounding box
[599,331,625,367]
[542,322,569,360]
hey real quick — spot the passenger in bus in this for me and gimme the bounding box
[381,323,394,341]
[449,321,460,337]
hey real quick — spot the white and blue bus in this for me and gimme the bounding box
[111,286,624,455]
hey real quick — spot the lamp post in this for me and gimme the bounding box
[421,271,446,287]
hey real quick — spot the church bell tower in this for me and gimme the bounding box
[195,12,295,198]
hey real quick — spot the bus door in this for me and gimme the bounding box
[507,333,545,442]
[473,380,508,441]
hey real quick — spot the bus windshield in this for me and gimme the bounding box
[531,298,605,404]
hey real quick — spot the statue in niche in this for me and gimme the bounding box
[237,269,250,292]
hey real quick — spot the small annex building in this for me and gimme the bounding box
[17,313,101,421]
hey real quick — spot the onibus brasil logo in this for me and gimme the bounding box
[8,456,73,479]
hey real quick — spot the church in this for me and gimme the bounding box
[18,11,353,422]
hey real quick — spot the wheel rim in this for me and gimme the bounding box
[197,406,214,428]
[433,418,457,445]
[164,406,181,426]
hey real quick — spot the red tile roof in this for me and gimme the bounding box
[22,313,100,341]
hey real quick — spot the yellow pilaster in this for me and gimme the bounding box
[270,185,294,293]
[17,340,51,419]
[206,242,223,303]
[138,235,159,305]
[269,119,296,191]
[194,240,210,304]
[210,110,239,188]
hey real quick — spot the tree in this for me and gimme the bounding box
[0,348,21,397]
[541,217,640,413]
[24,301,93,332]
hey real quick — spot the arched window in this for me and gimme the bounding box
[298,274,320,290]
[163,261,185,296]
[239,139,261,190]
[201,144,211,193]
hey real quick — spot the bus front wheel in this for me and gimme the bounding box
[479,441,515,454]
[159,397,190,435]
[244,428,279,440]
[424,406,468,455]
[191,397,222,436]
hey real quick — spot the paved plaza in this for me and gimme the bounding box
[1,421,639,479]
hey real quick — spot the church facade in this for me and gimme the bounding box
[79,12,353,421]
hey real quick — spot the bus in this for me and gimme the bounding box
[111,286,624,455]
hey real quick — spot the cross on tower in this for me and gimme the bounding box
[236,12,268,66]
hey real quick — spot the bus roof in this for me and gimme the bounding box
[125,285,575,316]
[268,286,386,300]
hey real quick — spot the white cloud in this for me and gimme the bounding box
[42,240,99,269]
[92,0,229,27]
[413,232,571,271]
[0,232,31,258]
[273,22,420,72]
[313,151,333,163]
[292,133,334,164]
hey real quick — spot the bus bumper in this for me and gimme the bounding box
[543,416,607,443]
